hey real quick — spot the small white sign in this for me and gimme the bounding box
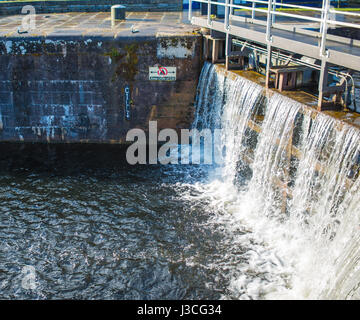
[149,66,176,81]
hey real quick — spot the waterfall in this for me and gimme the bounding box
[194,62,360,299]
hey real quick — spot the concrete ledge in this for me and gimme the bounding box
[0,0,183,16]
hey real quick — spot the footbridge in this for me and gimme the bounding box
[188,0,360,109]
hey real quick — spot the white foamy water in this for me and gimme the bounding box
[186,62,360,299]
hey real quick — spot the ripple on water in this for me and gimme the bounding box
[0,144,289,299]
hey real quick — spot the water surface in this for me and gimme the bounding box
[0,143,263,299]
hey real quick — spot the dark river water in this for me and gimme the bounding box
[0,143,250,300]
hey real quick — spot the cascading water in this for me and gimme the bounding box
[192,62,360,299]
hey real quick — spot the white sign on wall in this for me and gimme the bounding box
[149,66,176,81]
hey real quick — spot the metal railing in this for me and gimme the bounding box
[188,0,360,58]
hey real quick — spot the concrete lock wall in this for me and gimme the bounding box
[0,0,183,16]
[0,35,202,143]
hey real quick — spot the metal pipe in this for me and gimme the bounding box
[266,0,272,43]
[189,0,193,21]
[320,0,330,57]
[226,32,230,56]
[207,0,211,26]
[327,19,360,30]
[272,0,276,24]
[329,9,360,18]
[320,0,325,35]
[269,10,323,22]
[225,0,229,30]
[273,2,323,11]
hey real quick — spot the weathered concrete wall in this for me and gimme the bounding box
[0,0,182,16]
[0,35,202,143]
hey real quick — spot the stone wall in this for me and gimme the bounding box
[0,0,182,16]
[0,35,202,143]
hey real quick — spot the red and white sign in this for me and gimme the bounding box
[149,66,176,81]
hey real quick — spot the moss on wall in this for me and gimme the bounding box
[104,44,139,83]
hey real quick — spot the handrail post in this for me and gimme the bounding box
[225,32,230,70]
[225,0,229,30]
[188,0,192,21]
[320,0,330,57]
[266,0,273,43]
[318,58,328,110]
[266,0,273,88]
[318,0,330,109]
[252,1,256,20]
[320,0,325,34]
[207,0,211,26]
